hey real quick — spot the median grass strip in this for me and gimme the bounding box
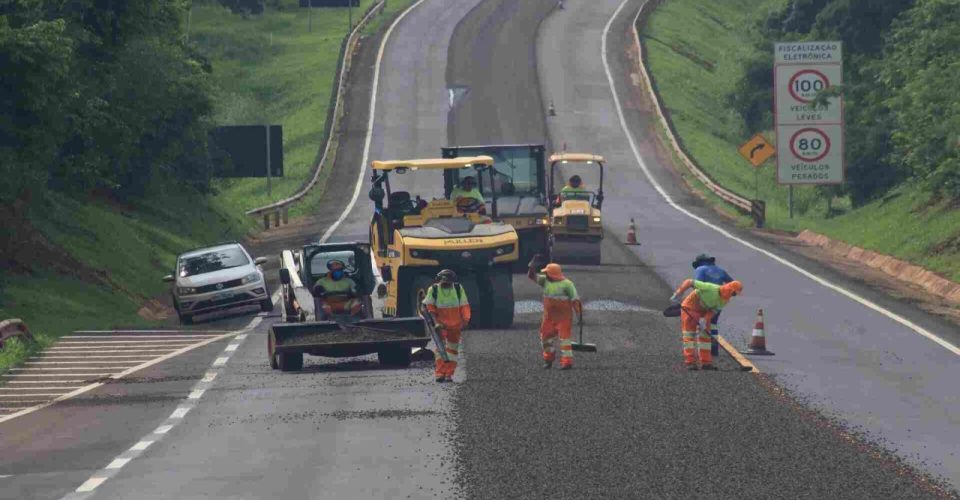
[641,0,960,281]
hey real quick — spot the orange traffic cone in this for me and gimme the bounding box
[626,218,640,245]
[745,309,775,355]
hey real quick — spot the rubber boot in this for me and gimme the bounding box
[543,360,553,369]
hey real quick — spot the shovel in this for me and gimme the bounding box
[571,313,597,352]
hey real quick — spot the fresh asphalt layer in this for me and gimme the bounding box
[0,0,956,498]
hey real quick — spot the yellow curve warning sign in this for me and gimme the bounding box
[738,134,776,167]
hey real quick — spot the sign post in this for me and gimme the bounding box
[774,41,844,216]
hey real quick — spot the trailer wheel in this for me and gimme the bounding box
[268,331,279,369]
[278,351,303,372]
[378,347,412,367]
[487,267,514,328]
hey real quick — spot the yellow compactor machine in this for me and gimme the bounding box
[548,153,605,265]
[367,156,519,328]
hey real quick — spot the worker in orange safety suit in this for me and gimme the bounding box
[527,256,582,370]
[422,269,471,382]
[671,279,743,370]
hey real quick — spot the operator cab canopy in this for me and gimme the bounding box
[548,152,605,202]
[368,156,496,214]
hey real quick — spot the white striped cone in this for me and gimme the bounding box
[745,308,774,355]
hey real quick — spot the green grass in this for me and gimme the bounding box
[191,0,383,218]
[642,0,960,281]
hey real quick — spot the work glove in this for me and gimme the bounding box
[669,293,680,304]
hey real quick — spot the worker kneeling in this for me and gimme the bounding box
[422,269,471,383]
[528,258,582,370]
[314,260,362,320]
[671,279,743,370]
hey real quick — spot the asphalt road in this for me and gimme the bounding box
[0,0,956,498]
[540,0,960,489]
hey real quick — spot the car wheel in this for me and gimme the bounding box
[260,297,274,312]
[178,312,193,325]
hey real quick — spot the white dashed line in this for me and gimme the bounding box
[212,357,229,367]
[187,390,205,400]
[201,372,217,383]
[169,407,191,419]
[129,441,152,452]
[75,477,107,493]
[224,344,238,352]
[154,425,173,435]
[105,458,130,470]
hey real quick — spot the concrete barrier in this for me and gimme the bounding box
[797,230,960,304]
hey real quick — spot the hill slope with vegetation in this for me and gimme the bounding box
[642,0,960,280]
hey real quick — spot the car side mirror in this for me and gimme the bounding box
[163,274,175,283]
[279,268,291,285]
[380,266,393,282]
[377,283,388,299]
[254,257,268,266]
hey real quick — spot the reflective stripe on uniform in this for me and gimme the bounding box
[423,284,468,308]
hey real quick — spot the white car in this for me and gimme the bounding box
[164,242,273,324]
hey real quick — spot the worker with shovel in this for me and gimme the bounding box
[671,278,743,370]
[422,269,471,383]
[527,256,583,370]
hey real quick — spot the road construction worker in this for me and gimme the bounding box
[422,269,471,383]
[527,256,582,370]
[556,175,589,205]
[450,176,486,214]
[691,253,734,358]
[671,278,743,370]
[313,260,362,319]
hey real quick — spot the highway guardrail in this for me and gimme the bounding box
[631,0,760,224]
[246,1,385,230]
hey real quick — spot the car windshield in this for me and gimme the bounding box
[179,247,249,277]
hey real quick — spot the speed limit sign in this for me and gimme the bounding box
[776,125,843,184]
[775,64,842,124]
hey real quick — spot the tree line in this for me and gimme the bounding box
[0,0,214,207]
[730,0,959,206]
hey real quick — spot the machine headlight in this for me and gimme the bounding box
[592,217,602,223]
[494,244,515,256]
[554,217,563,224]
[410,249,427,259]
[177,286,197,296]
[241,272,261,284]
[535,218,548,225]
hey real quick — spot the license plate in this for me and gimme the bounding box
[212,292,233,301]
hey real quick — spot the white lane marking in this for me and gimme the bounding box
[154,425,173,435]
[65,335,222,339]
[0,393,67,397]
[0,387,85,390]
[319,0,429,244]
[169,407,191,419]
[130,441,152,452]
[225,344,238,352]
[602,0,960,357]
[212,357,229,367]
[187,390,205,400]
[34,355,174,359]
[24,361,148,365]
[105,458,130,470]
[235,334,247,341]
[0,329,239,425]
[43,346,188,350]
[58,340,206,344]
[75,477,107,493]
[11,367,137,371]
[5,381,87,384]
[201,372,217,383]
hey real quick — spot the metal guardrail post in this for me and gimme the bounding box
[263,213,271,230]
[283,207,289,225]
[751,200,766,228]
[274,210,281,228]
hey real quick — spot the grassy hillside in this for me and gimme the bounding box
[642,0,960,281]
[191,0,381,217]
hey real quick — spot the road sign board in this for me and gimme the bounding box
[738,134,776,167]
[774,41,842,64]
[776,125,843,184]
[774,41,843,185]
[775,64,842,124]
